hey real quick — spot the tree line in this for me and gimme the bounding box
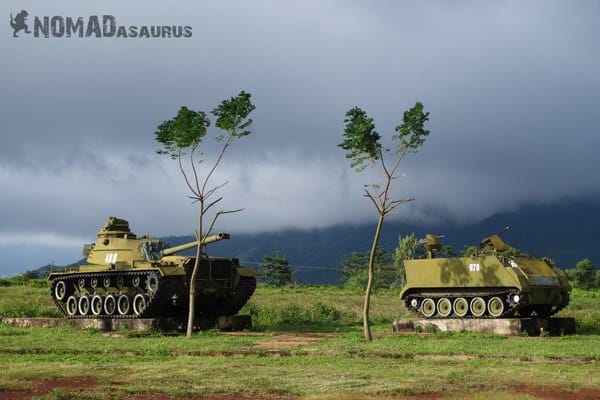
[259,237,600,291]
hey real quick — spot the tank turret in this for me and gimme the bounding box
[48,217,257,321]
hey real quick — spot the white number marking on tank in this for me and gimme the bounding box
[104,253,118,264]
[469,263,480,272]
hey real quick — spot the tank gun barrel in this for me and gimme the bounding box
[161,232,230,256]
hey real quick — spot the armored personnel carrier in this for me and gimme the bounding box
[48,217,257,319]
[400,231,571,318]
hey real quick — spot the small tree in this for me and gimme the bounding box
[339,247,394,289]
[568,258,596,290]
[394,233,419,288]
[339,102,430,340]
[155,91,255,338]
[261,251,293,286]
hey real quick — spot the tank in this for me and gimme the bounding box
[400,230,571,318]
[48,217,257,319]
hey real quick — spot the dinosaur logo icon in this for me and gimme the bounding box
[10,10,31,37]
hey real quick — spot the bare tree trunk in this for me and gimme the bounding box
[186,204,204,338]
[363,211,384,341]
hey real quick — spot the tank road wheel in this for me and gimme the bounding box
[91,295,104,316]
[104,295,117,316]
[133,294,147,316]
[103,277,111,289]
[437,298,452,317]
[487,297,505,318]
[420,298,436,318]
[117,295,131,315]
[54,280,67,301]
[66,296,78,316]
[78,296,91,315]
[470,297,486,317]
[453,298,468,317]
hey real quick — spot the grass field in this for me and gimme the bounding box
[1,281,600,399]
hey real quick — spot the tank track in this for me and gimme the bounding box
[50,271,257,320]
[50,270,171,319]
[405,290,526,319]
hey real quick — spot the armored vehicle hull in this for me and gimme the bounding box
[48,217,257,319]
[400,233,571,319]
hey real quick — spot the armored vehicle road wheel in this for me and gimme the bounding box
[91,295,103,316]
[117,295,131,315]
[469,297,486,317]
[104,295,116,315]
[66,296,78,316]
[54,281,67,301]
[133,294,147,316]
[437,298,452,317]
[78,296,91,315]
[487,297,504,317]
[453,297,468,317]
[420,298,436,318]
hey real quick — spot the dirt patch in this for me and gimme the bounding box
[0,377,97,400]
[515,386,600,400]
[0,391,31,400]
[133,395,296,400]
[257,332,339,349]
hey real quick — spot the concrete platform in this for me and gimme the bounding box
[1,315,252,332]
[393,317,576,336]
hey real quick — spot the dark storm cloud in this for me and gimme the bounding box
[1,0,599,274]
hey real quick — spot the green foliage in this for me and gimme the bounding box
[462,245,479,257]
[212,90,255,138]
[339,246,396,289]
[260,250,293,286]
[394,233,419,287]
[501,246,524,257]
[0,284,60,318]
[392,101,430,155]
[566,258,597,290]
[338,107,381,171]
[439,244,457,257]
[0,276,50,287]
[155,107,210,158]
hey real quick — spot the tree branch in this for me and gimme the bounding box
[202,197,224,214]
[200,135,234,197]
[204,181,229,200]
[177,150,200,198]
[363,189,382,213]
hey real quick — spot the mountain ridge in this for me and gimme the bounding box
[28,198,600,284]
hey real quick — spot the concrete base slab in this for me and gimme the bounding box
[2,316,252,332]
[392,317,576,336]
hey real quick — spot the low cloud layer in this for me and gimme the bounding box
[1,1,599,274]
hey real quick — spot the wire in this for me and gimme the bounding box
[239,260,340,271]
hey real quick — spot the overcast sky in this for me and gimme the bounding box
[1,1,599,275]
